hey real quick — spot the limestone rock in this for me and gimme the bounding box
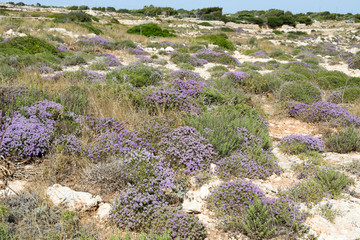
[47,184,102,211]
[97,203,112,221]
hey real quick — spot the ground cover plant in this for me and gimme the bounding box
[2,4,360,240]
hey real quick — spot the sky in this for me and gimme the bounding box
[11,0,360,14]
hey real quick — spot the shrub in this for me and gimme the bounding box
[115,39,137,49]
[243,198,276,240]
[315,71,349,90]
[279,134,324,155]
[345,160,360,177]
[0,36,60,56]
[110,188,206,240]
[347,53,360,70]
[0,191,98,239]
[198,35,235,50]
[143,88,201,114]
[216,149,281,180]
[127,23,176,37]
[63,54,86,66]
[87,150,175,194]
[198,22,212,26]
[220,27,235,32]
[289,101,360,126]
[208,180,266,232]
[106,62,162,87]
[170,52,207,67]
[279,80,321,104]
[208,65,229,72]
[325,127,360,153]
[193,49,240,65]
[223,71,249,83]
[169,70,203,81]
[283,178,327,204]
[267,16,283,29]
[0,101,66,159]
[150,207,207,240]
[316,167,351,197]
[186,105,271,157]
[82,36,113,46]
[53,134,84,156]
[159,126,216,174]
[326,90,342,104]
[208,181,306,236]
[343,87,360,103]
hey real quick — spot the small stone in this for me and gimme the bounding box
[97,203,112,221]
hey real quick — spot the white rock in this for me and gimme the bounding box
[47,184,102,211]
[182,190,203,213]
[165,46,174,52]
[200,185,210,200]
[97,203,112,221]
[0,180,27,196]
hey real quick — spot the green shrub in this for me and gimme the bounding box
[198,22,212,26]
[343,87,360,103]
[269,49,284,58]
[186,105,271,156]
[220,27,235,32]
[272,30,282,35]
[267,16,283,29]
[198,35,235,50]
[48,11,92,22]
[208,65,229,72]
[303,57,319,65]
[0,36,60,56]
[279,80,321,104]
[127,23,176,37]
[317,203,342,223]
[316,168,351,197]
[106,62,162,87]
[115,39,137,49]
[243,198,276,240]
[325,127,360,153]
[345,160,360,177]
[63,54,86,66]
[315,71,349,90]
[283,178,326,203]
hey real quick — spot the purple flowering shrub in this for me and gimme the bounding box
[131,48,149,55]
[170,52,208,67]
[223,71,249,83]
[251,51,269,58]
[346,53,360,70]
[289,101,360,126]
[87,150,175,194]
[110,188,206,239]
[86,128,151,161]
[136,118,174,149]
[139,56,153,63]
[193,49,241,65]
[326,90,342,103]
[0,112,54,158]
[110,187,165,231]
[143,88,202,115]
[159,126,216,174]
[106,62,162,87]
[53,134,84,156]
[150,207,207,240]
[61,70,105,83]
[0,100,80,159]
[279,134,324,154]
[102,53,121,66]
[208,180,307,236]
[57,45,68,52]
[82,36,113,46]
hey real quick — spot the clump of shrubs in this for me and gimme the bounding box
[289,101,360,126]
[207,180,307,238]
[279,80,321,104]
[193,49,240,65]
[279,134,324,155]
[198,35,235,50]
[106,62,162,87]
[159,126,216,174]
[127,23,176,37]
[325,127,360,153]
[170,52,207,67]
